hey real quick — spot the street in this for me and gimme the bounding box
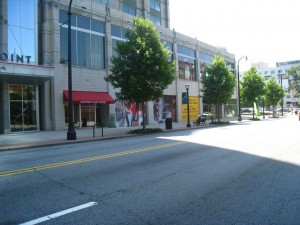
[1,115,300,225]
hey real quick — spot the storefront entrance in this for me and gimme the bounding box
[64,103,106,128]
[9,84,38,132]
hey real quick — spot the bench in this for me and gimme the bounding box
[193,116,206,126]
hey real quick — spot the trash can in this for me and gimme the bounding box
[165,118,172,130]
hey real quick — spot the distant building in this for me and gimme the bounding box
[0,0,235,134]
[254,60,300,108]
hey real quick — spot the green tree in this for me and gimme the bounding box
[202,55,236,122]
[240,66,265,119]
[105,17,175,130]
[287,66,300,98]
[264,77,284,117]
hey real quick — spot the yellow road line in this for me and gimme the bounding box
[0,141,186,177]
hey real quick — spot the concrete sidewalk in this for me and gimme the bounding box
[0,117,239,151]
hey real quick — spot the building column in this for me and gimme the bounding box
[0,82,10,134]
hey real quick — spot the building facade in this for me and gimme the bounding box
[0,0,236,134]
[255,60,300,109]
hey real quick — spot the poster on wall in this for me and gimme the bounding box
[153,95,177,123]
[181,93,199,121]
[115,100,147,127]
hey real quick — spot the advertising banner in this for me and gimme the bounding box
[182,93,199,121]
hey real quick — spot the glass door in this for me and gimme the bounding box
[9,85,38,132]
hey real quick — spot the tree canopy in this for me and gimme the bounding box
[240,66,265,119]
[287,66,300,98]
[105,17,175,129]
[264,77,284,117]
[202,55,236,122]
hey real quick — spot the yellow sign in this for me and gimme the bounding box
[182,96,199,121]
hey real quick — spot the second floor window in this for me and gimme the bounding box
[59,10,105,69]
[150,0,161,11]
[123,5,136,16]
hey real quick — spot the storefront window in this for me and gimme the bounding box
[81,104,95,127]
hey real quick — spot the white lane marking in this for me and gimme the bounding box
[19,202,97,225]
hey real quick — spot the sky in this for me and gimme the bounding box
[169,0,300,70]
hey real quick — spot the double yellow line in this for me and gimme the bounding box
[0,141,186,177]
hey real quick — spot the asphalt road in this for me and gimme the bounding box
[1,115,300,225]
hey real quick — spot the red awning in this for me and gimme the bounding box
[63,90,115,104]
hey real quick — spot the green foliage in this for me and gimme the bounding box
[202,55,236,122]
[287,66,300,97]
[264,77,284,117]
[105,17,175,129]
[106,17,175,103]
[240,66,265,119]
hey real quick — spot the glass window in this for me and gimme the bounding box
[59,10,68,24]
[77,16,90,30]
[226,62,235,70]
[112,39,121,57]
[199,52,213,63]
[59,10,76,26]
[8,26,21,55]
[77,31,91,67]
[111,25,128,39]
[150,15,161,25]
[8,0,21,27]
[8,0,36,64]
[21,0,35,29]
[10,84,22,100]
[60,27,68,64]
[91,35,105,69]
[178,45,194,58]
[178,56,196,81]
[21,28,36,62]
[123,5,136,16]
[178,46,196,81]
[150,0,161,11]
[60,28,77,65]
[9,85,38,132]
[91,20,104,33]
[71,30,77,65]
[59,10,105,69]
[111,25,122,38]
[23,85,36,100]
[163,41,173,52]
[92,0,107,4]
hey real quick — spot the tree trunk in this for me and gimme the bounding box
[217,103,220,122]
[142,101,146,130]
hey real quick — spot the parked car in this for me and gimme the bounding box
[202,112,211,118]
[277,108,291,112]
[241,108,252,113]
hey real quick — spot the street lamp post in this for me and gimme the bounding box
[185,84,191,127]
[67,0,76,140]
[237,56,247,121]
